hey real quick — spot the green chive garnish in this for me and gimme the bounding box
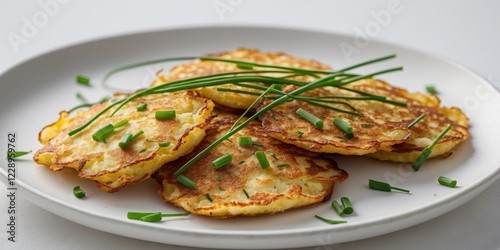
[333,117,353,134]
[238,136,263,147]
[407,113,425,128]
[127,212,190,221]
[158,141,171,147]
[438,176,457,188]
[369,179,410,193]
[276,163,291,168]
[92,124,115,141]
[331,200,344,216]
[361,123,372,128]
[177,175,196,190]
[76,74,90,86]
[243,189,250,198]
[76,92,88,103]
[296,108,323,129]
[136,103,147,111]
[412,124,452,171]
[314,215,347,224]
[114,119,129,128]
[73,185,85,199]
[340,197,354,214]
[236,62,254,70]
[118,130,144,148]
[255,151,270,169]
[426,85,437,94]
[155,110,176,119]
[296,131,304,138]
[216,175,223,182]
[212,154,232,169]
[7,150,31,159]
[205,193,213,202]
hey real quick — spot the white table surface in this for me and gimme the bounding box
[1,1,499,249]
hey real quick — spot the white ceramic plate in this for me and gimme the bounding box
[1,26,499,249]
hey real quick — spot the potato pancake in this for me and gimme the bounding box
[33,91,214,192]
[153,111,348,217]
[151,48,331,110]
[258,79,469,161]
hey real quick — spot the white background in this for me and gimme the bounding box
[1,0,499,249]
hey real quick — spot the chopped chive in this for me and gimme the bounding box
[314,215,347,224]
[127,212,155,220]
[426,85,437,94]
[212,154,232,169]
[73,185,85,199]
[118,130,144,148]
[438,176,457,188]
[243,189,250,198]
[177,175,196,190]
[216,175,223,182]
[407,113,425,128]
[412,124,452,171]
[255,151,270,169]
[369,179,410,193]
[205,193,213,202]
[276,163,291,168]
[139,148,147,153]
[139,212,163,222]
[158,141,171,147]
[238,160,245,164]
[155,110,176,119]
[236,62,254,69]
[238,137,264,147]
[269,152,278,160]
[361,123,372,128]
[114,119,129,128]
[76,92,88,103]
[296,131,304,138]
[136,103,147,111]
[76,74,90,86]
[331,200,344,216]
[340,197,354,214]
[344,132,354,140]
[92,124,115,141]
[7,150,31,159]
[127,212,190,221]
[296,108,323,129]
[333,117,353,134]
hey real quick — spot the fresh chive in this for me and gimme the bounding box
[92,124,115,141]
[73,185,85,199]
[344,132,354,140]
[212,154,232,169]
[276,163,291,168]
[76,92,88,103]
[412,124,452,171]
[177,175,196,190]
[296,108,323,129]
[139,148,147,153]
[76,74,90,86]
[407,113,425,128]
[127,212,190,221]
[114,119,129,128]
[236,62,254,69]
[238,136,263,147]
[361,123,373,128]
[333,117,353,134]
[340,197,354,214]
[255,151,270,169]
[205,193,213,202]
[269,152,278,160]
[216,175,223,182]
[238,160,245,164]
[296,131,304,138]
[118,130,144,148]
[7,150,31,159]
[243,189,250,198]
[158,141,171,147]
[438,176,457,188]
[369,179,410,193]
[155,110,176,119]
[139,212,163,222]
[426,85,437,94]
[331,200,344,216]
[136,103,147,111]
[314,215,347,224]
